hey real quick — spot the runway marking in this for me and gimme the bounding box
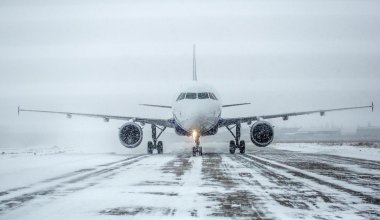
[0,155,149,214]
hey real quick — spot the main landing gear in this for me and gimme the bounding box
[226,123,245,154]
[192,132,203,156]
[147,124,166,154]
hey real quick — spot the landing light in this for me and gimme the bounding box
[192,130,197,140]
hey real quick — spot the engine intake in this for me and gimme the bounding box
[250,121,274,147]
[119,122,143,148]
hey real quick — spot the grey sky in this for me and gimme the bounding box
[0,0,379,150]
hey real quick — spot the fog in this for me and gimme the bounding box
[0,0,379,152]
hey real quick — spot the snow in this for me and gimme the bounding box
[270,143,380,161]
[0,143,379,219]
[0,146,131,192]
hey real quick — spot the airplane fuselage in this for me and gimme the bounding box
[172,82,221,137]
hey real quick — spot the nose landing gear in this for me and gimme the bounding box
[147,124,166,154]
[226,123,246,154]
[192,132,203,156]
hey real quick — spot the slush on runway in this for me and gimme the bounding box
[0,144,379,220]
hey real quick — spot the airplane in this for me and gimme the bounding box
[18,45,374,156]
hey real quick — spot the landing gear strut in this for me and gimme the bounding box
[192,133,203,156]
[147,124,166,154]
[226,123,245,154]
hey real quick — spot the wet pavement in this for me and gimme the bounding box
[0,147,379,220]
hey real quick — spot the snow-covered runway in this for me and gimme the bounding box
[0,145,379,220]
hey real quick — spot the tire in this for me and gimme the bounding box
[147,141,153,154]
[199,147,203,156]
[229,140,236,154]
[157,141,163,154]
[192,147,197,156]
[239,140,245,154]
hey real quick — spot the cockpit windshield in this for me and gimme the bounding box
[185,93,197,99]
[209,93,218,100]
[198,92,209,99]
[176,93,185,101]
[176,92,217,101]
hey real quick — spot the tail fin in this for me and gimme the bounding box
[193,44,197,81]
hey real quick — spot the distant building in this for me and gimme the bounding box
[275,127,301,135]
[356,126,380,138]
[274,127,342,142]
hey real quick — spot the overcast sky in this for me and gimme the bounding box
[0,0,379,151]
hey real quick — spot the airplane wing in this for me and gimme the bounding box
[18,107,174,128]
[139,104,172,109]
[218,103,374,127]
[222,103,251,108]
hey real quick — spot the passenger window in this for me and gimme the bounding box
[209,93,218,100]
[198,93,209,99]
[185,93,197,99]
[176,93,185,101]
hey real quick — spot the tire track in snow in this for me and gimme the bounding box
[0,155,148,214]
[99,154,196,217]
[251,149,380,193]
[235,153,380,219]
[0,155,143,198]
[200,153,270,219]
[241,154,380,205]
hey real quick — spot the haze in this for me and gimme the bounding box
[0,0,379,152]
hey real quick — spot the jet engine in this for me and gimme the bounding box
[119,122,143,148]
[250,121,274,147]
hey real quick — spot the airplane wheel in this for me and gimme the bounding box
[192,147,197,156]
[147,141,153,154]
[239,140,245,154]
[199,147,203,156]
[157,141,163,154]
[229,140,236,154]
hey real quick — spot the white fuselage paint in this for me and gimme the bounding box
[172,82,222,134]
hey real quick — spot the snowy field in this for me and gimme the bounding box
[0,143,379,220]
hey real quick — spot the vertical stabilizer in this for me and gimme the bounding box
[193,44,197,81]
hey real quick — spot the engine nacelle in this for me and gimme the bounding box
[119,122,143,148]
[250,121,274,147]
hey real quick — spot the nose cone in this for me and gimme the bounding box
[183,111,205,130]
[177,106,220,133]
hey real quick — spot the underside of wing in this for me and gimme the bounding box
[219,103,374,127]
[18,107,174,128]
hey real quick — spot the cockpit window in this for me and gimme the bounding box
[209,93,218,100]
[198,92,209,99]
[176,93,185,101]
[185,93,197,99]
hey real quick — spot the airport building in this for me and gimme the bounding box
[356,125,380,139]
